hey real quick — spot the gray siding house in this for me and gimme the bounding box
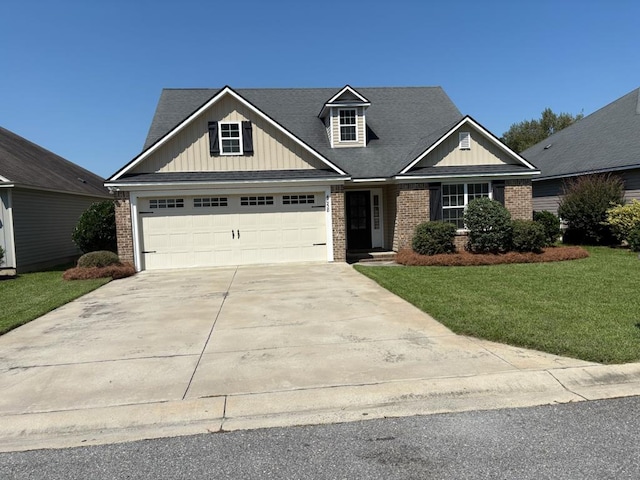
[522,87,640,214]
[0,127,110,274]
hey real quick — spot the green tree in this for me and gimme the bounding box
[72,201,117,253]
[502,108,583,153]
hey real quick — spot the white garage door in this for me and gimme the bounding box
[139,193,327,270]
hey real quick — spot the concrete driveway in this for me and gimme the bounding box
[1,263,639,451]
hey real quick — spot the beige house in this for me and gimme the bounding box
[0,127,110,274]
[106,85,539,271]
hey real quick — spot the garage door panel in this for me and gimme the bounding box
[140,193,327,270]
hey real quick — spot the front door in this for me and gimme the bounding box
[346,191,372,250]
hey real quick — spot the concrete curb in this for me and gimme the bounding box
[1,364,638,453]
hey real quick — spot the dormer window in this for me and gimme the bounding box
[339,109,357,142]
[319,85,371,149]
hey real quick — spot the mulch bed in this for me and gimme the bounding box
[63,263,136,280]
[395,246,589,266]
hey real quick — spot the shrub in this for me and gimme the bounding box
[606,199,640,243]
[77,250,120,268]
[533,210,561,246]
[0,245,4,265]
[412,222,457,256]
[511,220,546,253]
[464,198,512,253]
[628,226,640,253]
[72,201,117,253]
[557,174,624,245]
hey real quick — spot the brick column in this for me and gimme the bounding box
[114,190,134,264]
[331,185,346,262]
[393,183,429,251]
[505,179,533,220]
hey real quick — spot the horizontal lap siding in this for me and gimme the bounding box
[12,189,106,272]
[622,169,640,202]
[532,179,563,214]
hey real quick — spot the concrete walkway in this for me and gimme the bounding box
[1,263,639,452]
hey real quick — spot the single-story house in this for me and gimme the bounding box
[522,87,640,214]
[0,127,110,274]
[106,85,539,271]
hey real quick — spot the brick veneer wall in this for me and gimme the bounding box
[393,183,429,251]
[505,179,533,220]
[114,191,134,264]
[331,185,346,261]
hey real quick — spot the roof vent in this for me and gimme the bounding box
[544,144,552,150]
[77,177,87,183]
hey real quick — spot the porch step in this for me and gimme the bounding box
[347,251,397,264]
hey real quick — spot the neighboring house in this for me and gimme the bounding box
[106,85,539,271]
[0,127,110,274]
[522,87,640,214]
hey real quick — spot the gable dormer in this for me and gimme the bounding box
[319,85,370,148]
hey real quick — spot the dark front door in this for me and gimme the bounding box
[346,191,372,250]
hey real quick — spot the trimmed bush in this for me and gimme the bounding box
[511,220,546,253]
[606,199,640,243]
[64,263,136,280]
[72,201,117,253]
[558,174,624,245]
[464,197,512,253]
[77,250,120,268]
[412,222,457,256]
[533,210,561,246]
[628,226,640,253]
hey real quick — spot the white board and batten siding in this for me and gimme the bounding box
[138,192,328,270]
[11,189,106,272]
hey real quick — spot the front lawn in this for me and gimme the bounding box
[0,267,109,335]
[356,247,640,364]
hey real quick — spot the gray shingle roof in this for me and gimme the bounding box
[522,88,640,180]
[141,87,465,179]
[119,169,345,183]
[0,126,108,197]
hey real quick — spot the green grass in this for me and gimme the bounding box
[356,247,640,364]
[0,266,110,335]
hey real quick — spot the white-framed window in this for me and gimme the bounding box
[459,131,471,150]
[220,122,242,154]
[240,196,274,206]
[442,183,490,229]
[339,109,357,142]
[149,198,184,209]
[194,197,228,208]
[282,194,315,205]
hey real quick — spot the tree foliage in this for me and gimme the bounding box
[502,108,583,153]
[558,174,625,245]
[72,201,117,254]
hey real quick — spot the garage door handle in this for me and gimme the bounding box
[237,229,240,239]
[313,243,327,246]
[232,230,234,239]
[142,250,156,254]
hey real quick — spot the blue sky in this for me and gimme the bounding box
[2,0,639,178]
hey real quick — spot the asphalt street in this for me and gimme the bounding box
[2,396,639,479]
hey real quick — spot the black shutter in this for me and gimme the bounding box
[493,180,505,205]
[242,121,253,155]
[429,183,442,221]
[208,122,220,156]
